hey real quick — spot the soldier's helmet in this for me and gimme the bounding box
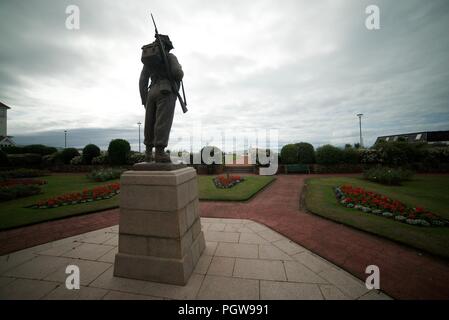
[157,34,174,51]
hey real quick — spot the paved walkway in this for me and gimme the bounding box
[1,174,448,299]
[0,218,389,300]
[200,175,449,300]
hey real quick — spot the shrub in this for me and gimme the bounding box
[92,154,108,165]
[82,144,101,164]
[108,139,131,165]
[7,153,42,167]
[296,142,315,164]
[363,166,414,185]
[280,144,299,164]
[341,147,360,164]
[0,149,10,167]
[87,168,124,182]
[60,148,80,164]
[70,155,83,165]
[315,145,343,165]
[0,168,49,180]
[0,184,42,202]
[373,141,428,167]
[2,144,57,155]
[127,153,145,165]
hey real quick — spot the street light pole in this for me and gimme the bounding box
[64,130,67,148]
[357,114,363,147]
[137,122,142,153]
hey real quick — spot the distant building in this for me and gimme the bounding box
[0,101,16,148]
[375,130,449,145]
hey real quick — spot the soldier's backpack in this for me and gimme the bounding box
[141,41,162,68]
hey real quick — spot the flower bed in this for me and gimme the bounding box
[32,183,120,209]
[213,175,244,189]
[0,179,47,187]
[334,185,447,227]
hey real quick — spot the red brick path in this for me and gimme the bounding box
[199,175,449,300]
[1,175,449,299]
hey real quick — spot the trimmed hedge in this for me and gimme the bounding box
[315,145,343,165]
[296,142,315,164]
[108,139,131,165]
[7,153,42,167]
[60,148,80,164]
[2,144,57,155]
[0,149,9,167]
[280,144,299,164]
[0,184,42,202]
[82,144,101,164]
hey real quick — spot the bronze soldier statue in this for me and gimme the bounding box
[139,14,187,164]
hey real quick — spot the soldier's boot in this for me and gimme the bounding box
[145,148,154,162]
[155,147,171,163]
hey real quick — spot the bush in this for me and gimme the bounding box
[87,168,124,182]
[373,141,428,167]
[0,168,49,180]
[296,142,315,164]
[280,144,300,164]
[0,149,10,167]
[7,153,42,167]
[341,147,360,164]
[315,145,344,165]
[2,144,57,155]
[92,154,108,165]
[108,139,131,165]
[60,148,80,164]
[363,166,414,185]
[70,155,83,165]
[127,153,145,165]
[82,144,101,164]
[0,184,42,202]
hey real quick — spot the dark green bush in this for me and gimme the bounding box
[315,145,344,165]
[0,149,10,167]
[373,141,428,167]
[341,147,360,164]
[127,153,145,165]
[92,154,108,165]
[60,148,80,164]
[280,144,300,164]
[363,166,414,185]
[108,139,131,165]
[82,144,101,164]
[0,184,42,202]
[3,144,57,155]
[0,168,49,180]
[296,142,315,164]
[7,153,42,167]
[87,168,124,182]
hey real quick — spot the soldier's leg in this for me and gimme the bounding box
[144,97,157,161]
[154,93,176,162]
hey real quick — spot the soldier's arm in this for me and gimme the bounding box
[168,53,184,82]
[139,64,151,105]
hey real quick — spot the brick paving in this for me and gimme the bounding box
[1,174,449,299]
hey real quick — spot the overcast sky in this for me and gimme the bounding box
[1,0,448,151]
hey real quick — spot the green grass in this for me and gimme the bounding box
[0,175,119,230]
[198,175,275,201]
[304,175,449,259]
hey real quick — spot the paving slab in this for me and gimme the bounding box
[0,218,390,300]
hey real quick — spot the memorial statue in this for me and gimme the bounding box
[139,14,187,164]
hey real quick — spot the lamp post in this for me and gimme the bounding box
[137,122,142,153]
[64,130,67,148]
[356,114,363,147]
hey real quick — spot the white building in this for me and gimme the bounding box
[0,101,15,148]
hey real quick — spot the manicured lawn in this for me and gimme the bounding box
[0,175,119,230]
[304,175,449,259]
[198,175,275,201]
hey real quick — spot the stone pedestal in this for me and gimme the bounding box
[114,167,205,285]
